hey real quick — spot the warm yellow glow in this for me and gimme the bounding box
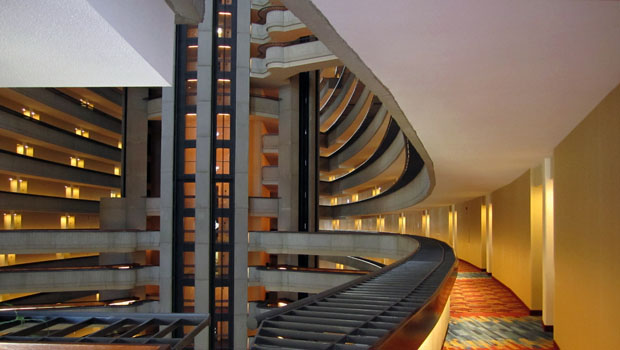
[22,108,40,120]
[96,293,100,302]
[376,216,385,232]
[277,302,287,307]
[187,78,198,82]
[3,214,12,230]
[117,141,123,149]
[114,166,120,175]
[336,263,344,270]
[9,178,18,192]
[332,219,340,230]
[217,28,223,37]
[219,11,232,16]
[110,191,121,198]
[188,45,199,48]
[355,218,362,230]
[109,299,137,306]
[219,45,231,49]
[16,144,24,155]
[60,215,75,229]
[79,99,94,110]
[351,194,358,202]
[217,78,231,82]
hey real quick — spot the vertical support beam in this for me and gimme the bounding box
[234,0,250,347]
[451,205,457,255]
[160,85,176,313]
[298,72,309,231]
[278,77,299,231]
[195,6,214,349]
[542,156,555,327]
[485,194,493,274]
[308,71,319,232]
[124,87,149,230]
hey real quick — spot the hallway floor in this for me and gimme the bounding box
[443,260,557,350]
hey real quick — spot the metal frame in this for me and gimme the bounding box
[249,235,457,350]
[0,312,209,350]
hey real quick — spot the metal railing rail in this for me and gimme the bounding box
[249,234,457,350]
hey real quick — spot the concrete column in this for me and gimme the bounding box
[542,157,555,326]
[234,1,250,348]
[278,76,299,231]
[195,7,214,350]
[159,86,175,313]
[124,87,148,230]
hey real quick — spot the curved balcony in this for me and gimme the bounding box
[320,105,389,175]
[250,40,338,81]
[321,87,375,156]
[319,66,345,110]
[248,233,456,350]
[319,71,359,132]
[251,10,311,45]
[249,266,364,293]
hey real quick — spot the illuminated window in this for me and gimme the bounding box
[114,166,120,175]
[215,251,229,276]
[16,144,34,157]
[184,182,196,209]
[60,215,75,229]
[75,128,89,138]
[117,141,123,149]
[215,287,229,308]
[372,186,382,196]
[215,148,230,174]
[70,157,85,168]
[216,79,231,106]
[79,98,94,110]
[183,286,195,310]
[216,113,231,140]
[217,12,232,38]
[21,108,40,120]
[185,113,197,140]
[186,78,197,105]
[183,251,195,274]
[218,46,232,72]
[215,217,229,243]
[216,321,229,341]
[184,148,196,174]
[65,185,79,199]
[220,0,232,5]
[110,191,121,198]
[352,193,359,202]
[376,216,385,232]
[216,182,230,209]
[186,45,198,72]
[8,178,27,193]
[3,213,22,229]
[183,217,195,243]
[187,25,198,38]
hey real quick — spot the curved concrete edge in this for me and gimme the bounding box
[251,10,307,44]
[321,165,431,218]
[248,268,359,293]
[248,231,419,261]
[325,86,373,146]
[326,105,389,171]
[250,40,338,77]
[320,255,382,272]
[281,0,436,204]
[0,191,100,214]
[319,72,357,128]
[54,300,161,314]
[324,131,405,195]
[0,266,159,294]
[0,230,159,254]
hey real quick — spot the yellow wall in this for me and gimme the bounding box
[491,170,535,308]
[429,206,450,244]
[455,197,485,268]
[553,84,620,349]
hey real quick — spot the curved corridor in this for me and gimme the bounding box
[443,261,557,350]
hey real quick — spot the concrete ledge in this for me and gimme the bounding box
[0,230,159,254]
[0,266,159,294]
[249,267,359,293]
[249,231,419,260]
[0,150,121,189]
[325,86,373,147]
[0,191,99,214]
[250,96,279,118]
[319,73,357,130]
[12,88,121,134]
[249,197,279,218]
[0,107,121,162]
[250,41,339,80]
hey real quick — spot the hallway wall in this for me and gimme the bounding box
[554,83,620,350]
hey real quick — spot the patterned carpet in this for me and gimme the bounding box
[443,260,557,350]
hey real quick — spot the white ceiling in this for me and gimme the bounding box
[307,0,620,206]
[0,0,175,87]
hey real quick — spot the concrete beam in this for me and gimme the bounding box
[0,150,120,189]
[248,268,359,293]
[0,230,159,254]
[0,266,159,294]
[165,0,205,24]
[0,191,99,214]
